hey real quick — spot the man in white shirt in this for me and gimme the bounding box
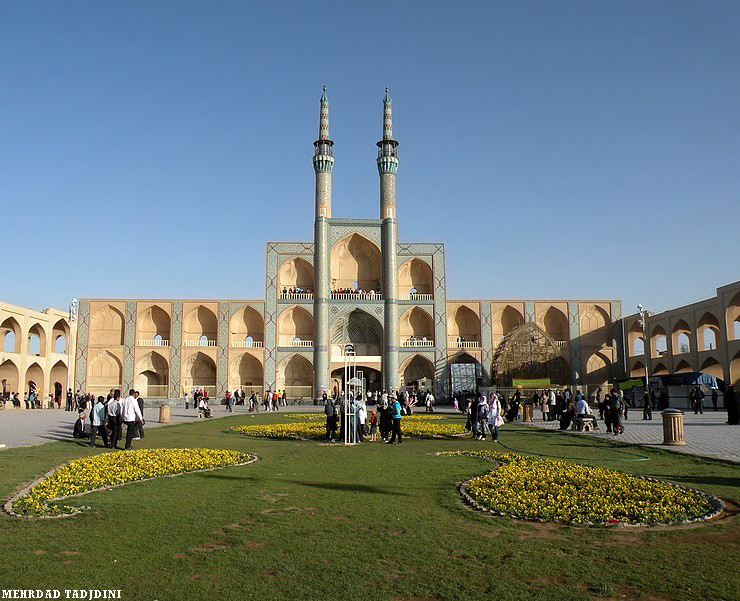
[120,389,145,450]
[89,396,109,448]
[107,390,123,449]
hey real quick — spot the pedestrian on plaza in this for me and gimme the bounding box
[121,389,145,450]
[487,393,503,443]
[548,389,556,421]
[107,389,123,449]
[469,394,479,437]
[323,393,337,442]
[691,386,705,414]
[134,391,145,439]
[477,394,489,441]
[642,391,652,420]
[711,389,719,411]
[89,396,109,448]
[388,393,403,445]
[725,385,738,425]
[369,410,378,441]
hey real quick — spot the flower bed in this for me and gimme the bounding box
[440,450,723,526]
[230,418,464,440]
[7,448,256,518]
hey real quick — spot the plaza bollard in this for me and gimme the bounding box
[522,404,534,423]
[661,408,686,446]
[159,404,170,424]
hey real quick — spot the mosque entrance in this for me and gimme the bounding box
[330,309,383,397]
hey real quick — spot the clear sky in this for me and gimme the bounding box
[1,1,738,317]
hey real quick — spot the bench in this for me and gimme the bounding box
[571,415,595,432]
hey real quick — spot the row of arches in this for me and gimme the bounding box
[628,307,740,358]
[1,317,69,356]
[0,358,68,398]
[630,351,740,387]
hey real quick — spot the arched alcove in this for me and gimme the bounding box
[230,307,264,345]
[183,306,218,344]
[184,352,217,391]
[627,320,645,357]
[137,305,171,341]
[277,354,313,396]
[87,351,123,389]
[398,259,433,298]
[650,325,668,358]
[330,309,383,356]
[0,359,20,394]
[542,307,569,342]
[400,354,435,388]
[1,317,21,353]
[492,323,570,387]
[671,320,691,354]
[726,292,740,341]
[697,312,720,351]
[493,305,524,338]
[90,305,125,346]
[27,323,46,357]
[675,360,693,374]
[652,362,669,376]
[236,353,264,390]
[135,351,169,396]
[630,361,646,378]
[330,234,382,292]
[584,352,611,387]
[279,257,314,293]
[52,319,69,354]
[50,360,68,394]
[448,306,480,346]
[700,357,724,381]
[25,362,44,395]
[399,307,434,344]
[580,305,610,347]
[278,306,314,346]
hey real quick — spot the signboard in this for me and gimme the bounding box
[512,378,550,389]
[450,363,477,394]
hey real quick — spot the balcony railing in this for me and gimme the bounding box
[289,340,313,347]
[138,339,170,347]
[404,293,433,301]
[330,292,382,301]
[280,292,314,300]
[230,341,264,348]
[449,340,480,349]
[402,339,434,348]
[183,340,217,347]
[555,340,568,349]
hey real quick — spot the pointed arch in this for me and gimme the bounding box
[671,319,692,354]
[585,351,611,386]
[399,354,435,388]
[628,320,645,357]
[399,307,434,342]
[650,325,668,358]
[183,305,218,344]
[90,305,125,345]
[330,233,382,292]
[52,319,70,354]
[27,323,46,356]
[542,306,569,341]
[277,354,313,393]
[330,309,382,356]
[699,357,723,381]
[278,306,314,346]
[697,312,720,351]
[398,258,433,297]
[184,352,216,389]
[87,351,123,388]
[1,317,21,353]
[50,360,68,393]
[279,257,314,292]
[630,361,646,378]
[726,291,740,341]
[580,305,610,346]
[493,305,524,338]
[652,362,669,376]
[25,362,45,395]
[0,358,20,394]
[448,305,480,345]
[238,353,264,387]
[492,323,570,387]
[230,306,264,344]
[137,304,171,340]
[674,360,693,374]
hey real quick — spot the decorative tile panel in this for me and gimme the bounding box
[169,302,182,398]
[217,302,229,397]
[74,300,90,391]
[264,244,279,391]
[479,302,493,385]
[123,301,136,391]
[329,222,382,247]
[611,301,625,378]
[568,302,582,385]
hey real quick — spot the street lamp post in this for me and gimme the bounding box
[67,299,78,397]
[637,304,651,402]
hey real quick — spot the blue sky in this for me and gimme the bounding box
[1,1,738,316]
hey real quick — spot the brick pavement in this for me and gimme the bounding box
[523,408,740,463]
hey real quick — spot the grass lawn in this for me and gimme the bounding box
[0,412,738,601]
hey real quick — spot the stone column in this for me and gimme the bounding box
[382,215,399,391]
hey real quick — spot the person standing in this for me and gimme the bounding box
[725,385,738,425]
[121,389,145,450]
[691,386,705,414]
[134,391,145,439]
[388,393,403,445]
[487,393,503,443]
[323,393,337,442]
[642,390,652,420]
[711,389,719,411]
[477,394,489,441]
[89,396,109,448]
[107,389,123,449]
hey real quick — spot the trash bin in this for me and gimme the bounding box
[522,404,534,423]
[159,404,171,424]
[661,408,686,446]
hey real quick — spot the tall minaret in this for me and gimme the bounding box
[313,86,333,398]
[378,88,400,391]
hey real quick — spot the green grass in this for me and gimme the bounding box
[0,412,738,601]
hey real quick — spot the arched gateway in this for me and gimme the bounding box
[492,323,570,387]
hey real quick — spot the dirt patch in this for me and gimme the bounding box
[521,575,562,590]
[331,515,349,521]
[225,523,242,529]
[257,569,277,577]
[33,550,46,555]
[259,490,289,504]
[244,541,267,549]
[58,551,81,556]
[515,524,567,541]
[260,506,317,516]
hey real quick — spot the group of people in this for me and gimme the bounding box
[322,389,408,444]
[72,388,145,450]
[281,287,313,296]
[330,287,380,297]
[464,392,505,442]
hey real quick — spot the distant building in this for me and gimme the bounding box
[1,301,76,404]
[74,89,625,401]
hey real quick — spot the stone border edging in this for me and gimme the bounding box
[437,452,725,528]
[3,452,259,520]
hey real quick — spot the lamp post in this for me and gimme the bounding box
[637,304,651,401]
[67,299,78,397]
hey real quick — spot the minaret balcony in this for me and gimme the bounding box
[402,338,434,348]
[280,291,314,301]
[330,291,383,301]
[403,293,433,301]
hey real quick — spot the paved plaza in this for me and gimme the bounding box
[523,408,740,463]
